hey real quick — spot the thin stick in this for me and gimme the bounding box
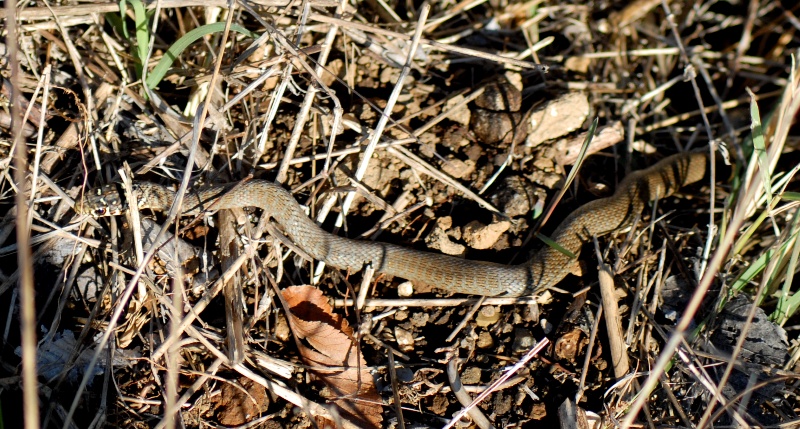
[575,303,601,404]
[447,357,493,429]
[7,0,40,424]
[442,339,549,429]
[593,236,629,379]
[333,3,431,227]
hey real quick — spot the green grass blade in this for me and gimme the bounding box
[535,232,578,259]
[145,23,260,90]
[782,192,800,201]
[773,211,800,323]
[747,88,773,202]
[126,0,149,79]
[731,244,778,294]
[116,0,128,38]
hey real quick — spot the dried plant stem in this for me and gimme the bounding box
[598,266,629,378]
[334,3,431,226]
[6,0,40,426]
[447,358,494,429]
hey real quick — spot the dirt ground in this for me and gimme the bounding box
[1,0,800,428]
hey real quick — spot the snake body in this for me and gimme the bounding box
[80,152,707,296]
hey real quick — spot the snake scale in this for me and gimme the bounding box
[79,152,707,296]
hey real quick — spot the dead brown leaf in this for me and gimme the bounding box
[282,285,383,428]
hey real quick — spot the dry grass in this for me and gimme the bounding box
[1,0,800,428]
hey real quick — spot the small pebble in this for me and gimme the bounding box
[410,312,430,327]
[525,92,590,147]
[441,157,475,179]
[461,366,482,384]
[512,328,536,353]
[395,366,414,383]
[463,219,510,250]
[477,331,494,349]
[540,318,553,335]
[397,281,414,297]
[425,216,466,256]
[475,306,501,327]
[274,315,290,342]
[394,326,415,352]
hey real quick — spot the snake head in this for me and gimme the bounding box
[78,184,128,217]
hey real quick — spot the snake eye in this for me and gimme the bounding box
[93,207,107,217]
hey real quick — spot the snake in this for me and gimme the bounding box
[78,152,707,296]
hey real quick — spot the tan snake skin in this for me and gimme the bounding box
[79,152,707,296]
